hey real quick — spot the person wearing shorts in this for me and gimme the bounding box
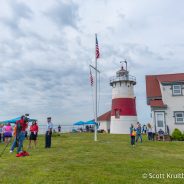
[3,123,13,144]
[28,121,39,148]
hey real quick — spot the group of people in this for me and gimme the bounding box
[1,116,167,155]
[130,122,156,147]
[14,116,53,156]
[10,116,39,156]
[0,115,55,157]
[0,116,40,157]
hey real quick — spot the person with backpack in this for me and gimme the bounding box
[130,124,136,147]
[136,122,143,143]
[10,116,29,157]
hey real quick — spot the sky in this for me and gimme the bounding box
[0,0,183,125]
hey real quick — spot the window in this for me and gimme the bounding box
[173,85,182,95]
[157,113,164,127]
[115,110,120,119]
[175,112,184,123]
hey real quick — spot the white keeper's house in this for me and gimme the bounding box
[146,73,184,134]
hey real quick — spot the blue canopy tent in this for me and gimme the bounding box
[73,120,97,126]
[84,120,97,125]
[85,120,99,129]
[73,121,85,126]
[1,117,37,124]
[3,117,21,123]
[73,120,97,133]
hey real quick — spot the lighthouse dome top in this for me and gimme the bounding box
[110,66,136,86]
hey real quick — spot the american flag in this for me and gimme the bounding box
[90,69,94,86]
[96,34,100,59]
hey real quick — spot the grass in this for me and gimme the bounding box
[0,133,184,184]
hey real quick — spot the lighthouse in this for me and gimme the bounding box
[110,62,137,134]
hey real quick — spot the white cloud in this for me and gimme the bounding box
[0,0,183,126]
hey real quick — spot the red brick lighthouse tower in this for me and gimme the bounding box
[110,62,137,134]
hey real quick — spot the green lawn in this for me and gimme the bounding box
[0,133,184,184]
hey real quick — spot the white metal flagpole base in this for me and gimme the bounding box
[94,125,97,141]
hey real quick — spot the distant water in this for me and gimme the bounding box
[35,124,78,134]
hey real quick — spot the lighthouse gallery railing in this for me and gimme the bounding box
[110,75,136,85]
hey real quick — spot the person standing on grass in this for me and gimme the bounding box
[142,124,147,134]
[10,116,29,157]
[28,121,39,148]
[16,116,29,157]
[58,125,61,133]
[2,123,13,144]
[45,117,53,148]
[147,123,153,141]
[136,122,142,143]
[130,124,136,147]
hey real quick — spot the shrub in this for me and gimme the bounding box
[171,128,184,141]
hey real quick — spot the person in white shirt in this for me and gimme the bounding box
[147,123,153,141]
[45,117,53,148]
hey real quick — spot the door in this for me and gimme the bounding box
[155,112,165,133]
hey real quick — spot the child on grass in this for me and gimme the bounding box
[130,124,136,147]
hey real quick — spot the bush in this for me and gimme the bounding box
[171,128,184,141]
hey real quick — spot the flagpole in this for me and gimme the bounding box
[94,33,98,141]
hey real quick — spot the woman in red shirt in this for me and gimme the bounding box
[28,121,39,148]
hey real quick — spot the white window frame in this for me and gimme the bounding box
[175,112,184,124]
[155,111,165,133]
[173,85,182,95]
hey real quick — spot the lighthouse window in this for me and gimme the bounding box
[115,110,120,119]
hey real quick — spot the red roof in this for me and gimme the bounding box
[157,73,184,83]
[146,73,184,107]
[146,75,162,98]
[149,100,165,107]
[97,111,111,121]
